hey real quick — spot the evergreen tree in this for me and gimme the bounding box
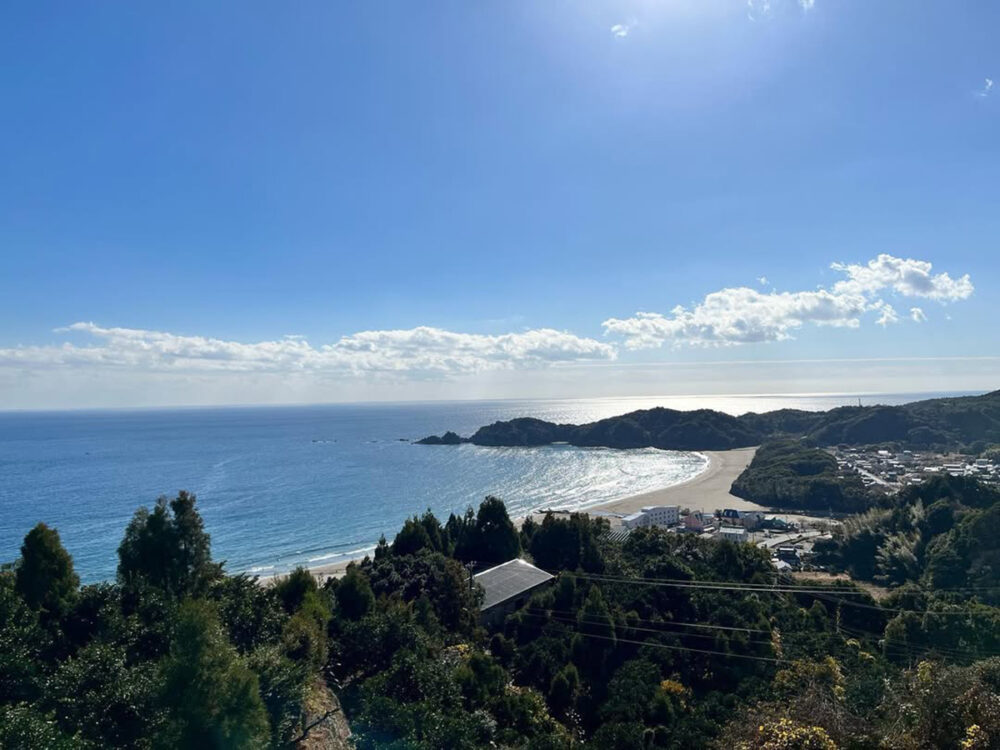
[392,516,432,556]
[548,663,579,717]
[420,509,445,553]
[475,496,520,564]
[159,600,270,749]
[0,704,79,750]
[15,523,79,621]
[335,565,375,621]
[168,491,216,595]
[117,492,220,597]
[447,507,478,562]
[274,568,331,668]
[274,567,316,614]
[528,513,606,572]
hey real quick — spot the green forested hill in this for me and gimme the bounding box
[730,440,874,512]
[418,389,1000,451]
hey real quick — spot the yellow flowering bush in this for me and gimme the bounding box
[659,679,687,696]
[960,724,988,750]
[739,718,837,750]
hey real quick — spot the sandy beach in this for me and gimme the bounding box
[287,557,357,582]
[589,447,759,517]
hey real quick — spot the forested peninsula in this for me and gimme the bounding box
[730,440,874,513]
[418,390,1000,452]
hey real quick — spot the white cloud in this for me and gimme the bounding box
[603,288,868,349]
[0,252,975,408]
[1,323,616,378]
[873,300,899,328]
[610,23,630,38]
[603,254,972,349]
[757,276,769,286]
[977,78,994,97]
[748,0,816,20]
[830,253,973,301]
[747,0,772,21]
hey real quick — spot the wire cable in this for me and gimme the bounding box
[525,606,774,634]
[518,614,789,664]
[525,609,780,648]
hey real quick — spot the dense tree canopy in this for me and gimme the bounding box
[3,488,1000,748]
[0,491,328,748]
[814,474,1000,603]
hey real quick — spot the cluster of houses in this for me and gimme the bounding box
[619,504,833,572]
[616,504,812,561]
[622,504,771,534]
[834,447,1000,488]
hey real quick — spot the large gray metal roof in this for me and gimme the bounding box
[474,558,554,610]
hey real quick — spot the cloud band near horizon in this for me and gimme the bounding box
[0,323,616,377]
[0,253,975,381]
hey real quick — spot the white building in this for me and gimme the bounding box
[719,527,747,544]
[621,505,680,530]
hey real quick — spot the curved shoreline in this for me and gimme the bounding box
[588,447,759,516]
[521,448,711,517]
[265,447,757,583]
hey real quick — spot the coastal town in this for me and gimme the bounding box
[594,445,1000,572]
[830,445,1000,489]
[603,503,832,573]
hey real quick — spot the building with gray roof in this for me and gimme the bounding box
[474,558,554,627]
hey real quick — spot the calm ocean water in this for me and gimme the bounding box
[0,391,974,582]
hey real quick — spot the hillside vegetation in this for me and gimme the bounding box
[814,474,1000,596]
[418,389,1000,451]
[5,481,1000,748]
[730,440,874,513]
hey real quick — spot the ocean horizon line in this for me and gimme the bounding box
[0,388,987,417]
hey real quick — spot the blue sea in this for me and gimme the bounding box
[0,392,975,582]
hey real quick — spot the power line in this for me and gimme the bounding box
[804,587,999,618]
[544,607,998,660]
[518,615,789,665]
[525,609,780,648]
[557,571,874,595]
[525,606,774,634]
[776,573,1000,596]
[836,622,1000,662]
[529,609,1000,665]
[558,570,999,618]
[556,570,1000,599]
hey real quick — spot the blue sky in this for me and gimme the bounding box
[1,0,997,408]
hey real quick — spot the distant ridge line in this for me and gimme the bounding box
[417,389,1000,452]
